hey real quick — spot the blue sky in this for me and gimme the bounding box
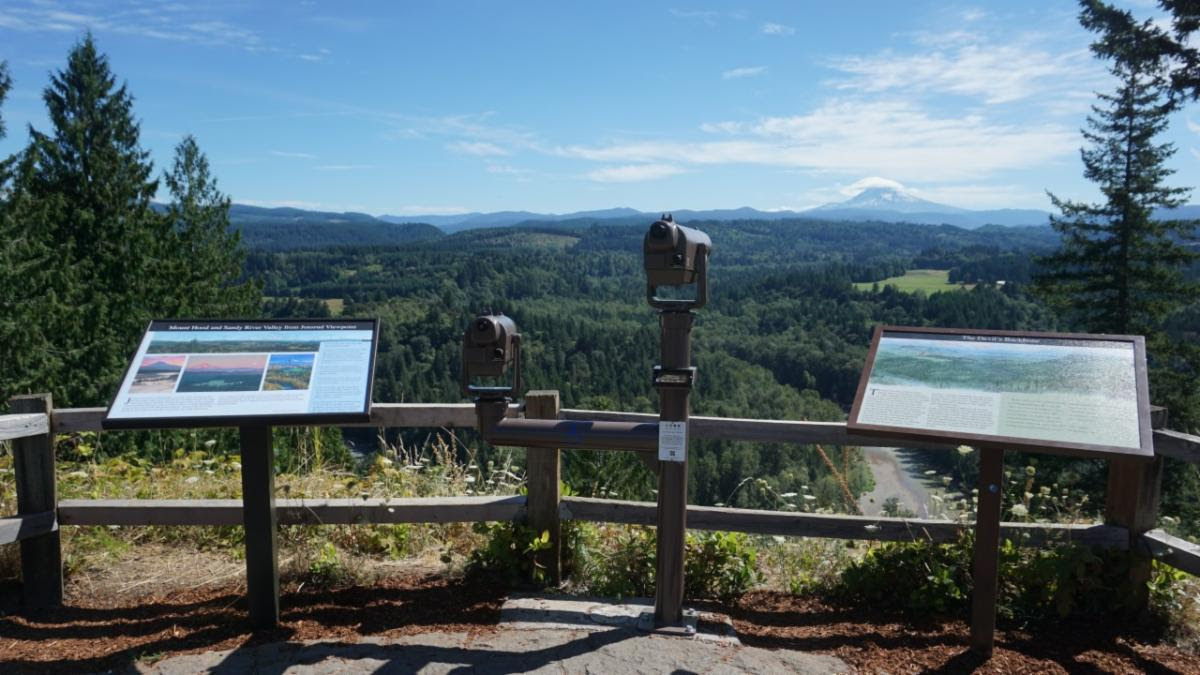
[1,1,1197,215]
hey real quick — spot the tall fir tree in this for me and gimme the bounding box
[0,62,60,406]
[161,134,260,318]
[1036,3,1196,338]
[20,34,170,407]
[1041,0,1200,535]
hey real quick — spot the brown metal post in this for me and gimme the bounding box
[1105,406,1167,612]
[654,310,693,626]
[970,447,1005,655]
[525,391,562,585]
[10,394,62,612]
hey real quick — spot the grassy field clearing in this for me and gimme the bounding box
[853,269,974,293]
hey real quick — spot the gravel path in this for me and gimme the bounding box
[858,446,933,517]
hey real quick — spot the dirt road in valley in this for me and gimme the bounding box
[858,446,934,517]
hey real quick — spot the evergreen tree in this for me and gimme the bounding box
[1035,4,1197,337]
[161,134,260,318]
[20,34,169,407]
[0,62,60,406]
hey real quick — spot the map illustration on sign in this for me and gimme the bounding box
[104,320,378,428]
[848,327,1151,459]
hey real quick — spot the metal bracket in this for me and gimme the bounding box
[636,608,698,636]
[653,366,696,389]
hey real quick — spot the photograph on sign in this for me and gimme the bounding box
[104,319,378,428]
[848,326,1151,459]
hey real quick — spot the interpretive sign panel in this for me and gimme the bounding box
[848,326,1152,460]
[103,319,378,429]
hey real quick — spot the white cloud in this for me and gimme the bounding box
[447,141,510,156]
[669,9,721,26]
[558,100,1078,182]
[723,66,767,80]
[486,163,532,175]
[839,177,906,196]
[270,150,317,159]
[829,33,1103,105]
[586,164,684,182]
[0,1,271,52]
[761,22,794,36]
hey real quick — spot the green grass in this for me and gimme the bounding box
[853,269,974,294]
[322,298,345,315]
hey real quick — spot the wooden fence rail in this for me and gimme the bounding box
[2,397,1199,618]
[35,405,1200,464]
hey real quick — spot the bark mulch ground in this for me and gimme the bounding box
[726,591,1200,674]
[1,579,1197,674]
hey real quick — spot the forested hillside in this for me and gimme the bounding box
[243,218,1073,510]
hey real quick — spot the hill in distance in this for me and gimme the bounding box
[225,204,444,250]
[382,187,1058,232]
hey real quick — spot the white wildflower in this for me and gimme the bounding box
[1011,504,1029,518]
[185,476,199,484]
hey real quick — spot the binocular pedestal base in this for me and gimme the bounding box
[636,607,698,637]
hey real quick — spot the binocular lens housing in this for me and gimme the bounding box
[643,215,711,309]
[461,313,521,397]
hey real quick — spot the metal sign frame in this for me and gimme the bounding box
[102,318,379,430]
[847,325,1153,461]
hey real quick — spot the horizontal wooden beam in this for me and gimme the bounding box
[1152,429,1200,465]
[52,407,105,433]
[57,496,526,527]
[1141,529,1200,576]
[559,497,1128,549]
[52,403,518,433]
[562,409,961,449]
[0,413,49,442]
[0,511,58,545]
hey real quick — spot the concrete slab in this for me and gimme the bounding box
[136,595,850,674]
[500,593,735,644]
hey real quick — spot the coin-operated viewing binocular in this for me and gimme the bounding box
[460,313,521,400]
[643,214,711,310]
[461,215,713,629]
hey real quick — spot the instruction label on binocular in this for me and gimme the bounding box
[658,421,688,462]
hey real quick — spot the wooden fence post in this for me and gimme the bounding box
[1105,406,1167,612]
[10,394,62,611]
[524,391,561,585]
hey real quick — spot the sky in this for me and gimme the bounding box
[1,0,1198,216]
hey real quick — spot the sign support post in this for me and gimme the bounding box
[969,447,1005,655]
[240,425,279,629]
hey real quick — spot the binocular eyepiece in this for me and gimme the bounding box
[461,313,521,398]
[644,214,711,310]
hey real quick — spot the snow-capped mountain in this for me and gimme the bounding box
[811,186,968,214]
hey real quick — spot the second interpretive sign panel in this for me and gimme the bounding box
[103,319,378,429]
[847,326,1152,460]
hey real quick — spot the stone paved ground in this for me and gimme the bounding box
[139,595,849,674]
[140,629,849,674]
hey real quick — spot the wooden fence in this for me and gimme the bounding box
[3,391,1199,614]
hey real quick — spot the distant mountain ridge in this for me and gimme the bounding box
[381,188,1059,231]
[223,204,444,250]
[214,189,1200,248]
